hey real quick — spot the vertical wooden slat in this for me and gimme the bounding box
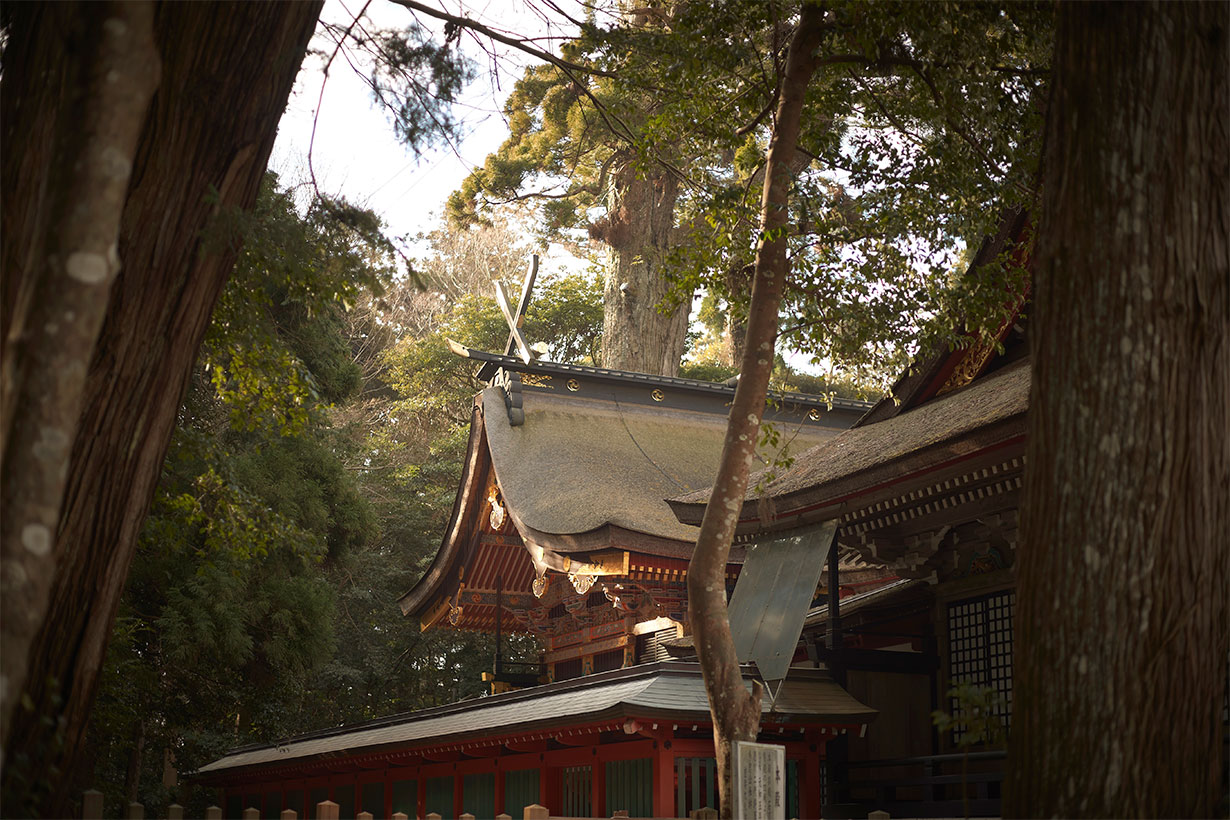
[676,757,685,816]
[705,757,715,812]
[691,757,701,812]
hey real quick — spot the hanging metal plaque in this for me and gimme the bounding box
[728,519,837,687]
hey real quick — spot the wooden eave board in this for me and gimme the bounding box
[397,402,491,617]
[856,208,1031,427]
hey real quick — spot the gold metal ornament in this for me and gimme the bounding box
[569,571,596,595]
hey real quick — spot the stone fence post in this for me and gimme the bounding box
[167,803,184,820]
[204,807,222,820]
[280,811,298,820]
[126,801,145,819]
[524,805,549,820]
[316,800,340,820]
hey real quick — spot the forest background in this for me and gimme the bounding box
[2,1,1224,818]
[68,4,946,812]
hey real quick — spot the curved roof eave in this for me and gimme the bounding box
[397,399,490,617]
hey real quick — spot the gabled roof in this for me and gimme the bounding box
[399,356,871,620]
[197,662,875,780]
[669,359,1029,529]
[485,387,836,550]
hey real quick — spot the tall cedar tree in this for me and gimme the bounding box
[0,4,322,814]
[1007,2,1228,817]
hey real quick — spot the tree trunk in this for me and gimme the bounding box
[1006,3,1229,817]
[600,164,690,375]
[0,0,159,741]
[123,718,145,808]
[0,4,322,814]
[686,7,827,817]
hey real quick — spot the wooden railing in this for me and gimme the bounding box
[831,749,1006,819]
[79,794,720,820]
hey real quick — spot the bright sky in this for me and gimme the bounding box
[269,1,581,266]
[268,2,821,373]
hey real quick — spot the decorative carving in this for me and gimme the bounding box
[650,389,665,402]
[569,571,596,595]
[937,339,996,395]
[522,373,553,388]
[532,572,548,598]
[566,378,580,392]
[487,489,506,530]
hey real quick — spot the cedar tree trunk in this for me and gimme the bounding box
[686,7,826,816]
[600,163,691,376]
[0,3,322,814]
[1006,3,1229,817]
[0,0,159,749]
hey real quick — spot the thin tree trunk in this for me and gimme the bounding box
[123,718,145,808]
[1,4,322,814]
[687,7,827,817]
[0,0,159,742]
[1006,3,1229,817]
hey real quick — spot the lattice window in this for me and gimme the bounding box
[608,758,653,817]
[947,590,1015,742]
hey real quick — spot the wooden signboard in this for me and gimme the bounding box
[731,741,785,820]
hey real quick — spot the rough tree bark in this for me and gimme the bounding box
[0,3,322,814]
[686,6,827,816]
[1006,3,1229,817]
[599,165,691,376]
[0,0,160,748]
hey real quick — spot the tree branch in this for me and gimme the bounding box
[390,0,619,79]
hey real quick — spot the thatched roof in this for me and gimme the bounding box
[669,359,1030,526]
[486,387,838,550]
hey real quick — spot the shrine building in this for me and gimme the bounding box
[197,347,879,819]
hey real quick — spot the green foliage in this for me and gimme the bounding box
[200,176,392,434]
[451,1,1050,389]
[932,683,1007,749]
[383,270,603,429]
[87,176,389,816]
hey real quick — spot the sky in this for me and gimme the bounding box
[268,2,819,373]
[269,0,583,269]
